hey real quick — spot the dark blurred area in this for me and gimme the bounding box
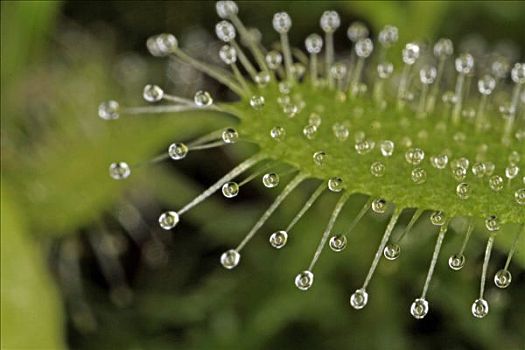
[1,1,525,349]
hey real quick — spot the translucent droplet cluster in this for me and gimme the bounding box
[100,2,525,324]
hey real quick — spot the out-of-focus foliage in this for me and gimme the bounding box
[1,1,525,350]
[1,187,66,349]
[2,24,229,234]
[1,2,65,348]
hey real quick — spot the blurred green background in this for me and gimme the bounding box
[1,1,524,349]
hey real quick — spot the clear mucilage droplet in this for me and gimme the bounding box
[147,33,178,56]
[282,103,298,118]
[491,56,510,79]
[378,25,398,47]
[462,108,476,121]
[303,124,318,139]
[442,91,457,105]
[380,140,395,157]
[332,123,349,141]
[313,151,326,166]
[448,253,465,270]
[109,162,130,180]
[269,230,288,249]
[419,66,437,85]
[219,44,237,64]
[250,95,265,110]
[433,38,453,59]
[377,62,394,79]
[455,53,475,74]
[484,162,495,176]
[158,211,179,230]
[277,97,290,108]
[478,75,496,95]
[98,100,120,120]
[194,90,213,107]
[320,11,340,33]
[347,22,368,42]
[262,173,280,188]
[371,199,387,214]
[500,105,514,119]
[430,154,448,169]
[155,33,178,53]
[494,269,512,288]
[215,20,236,42]
[489,175,504,192]
[168,143,189,160]
[456,182,471,200]
[430,211,446,226]
[266,51,283,70]
[515,188,525,205]
[383,242,400,260]
[222,128,239,144]
[471,162,486,178]
[350,288,368,309]
[270,126,286,141]
[328,177,344,192]
[295,270,314,291]
[511,62,525,84]
[402,43,420,65]
[355,38,373,58]
[309,113,322,127]
[508,151,520,165]
[220,249,240,269]
[222,181,239,198]
[452,166,467,181]
[294,65,306,79]
[485,215,500,232]
[305,34,323,54]
[505,165,520,179]
[329,234,347,252]
[471,298,489,318]
[355,140,375,155]
[370,162,386,177]
[411,168,427,184]
[410,298,429,319]
[405,148,425,165]
[273,12,292,33]
[330,63,348,80]
[215,1,238,19]
[143,84,164,102]
[254,71,270,87]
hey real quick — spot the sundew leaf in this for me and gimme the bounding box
[232,81,524,225]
